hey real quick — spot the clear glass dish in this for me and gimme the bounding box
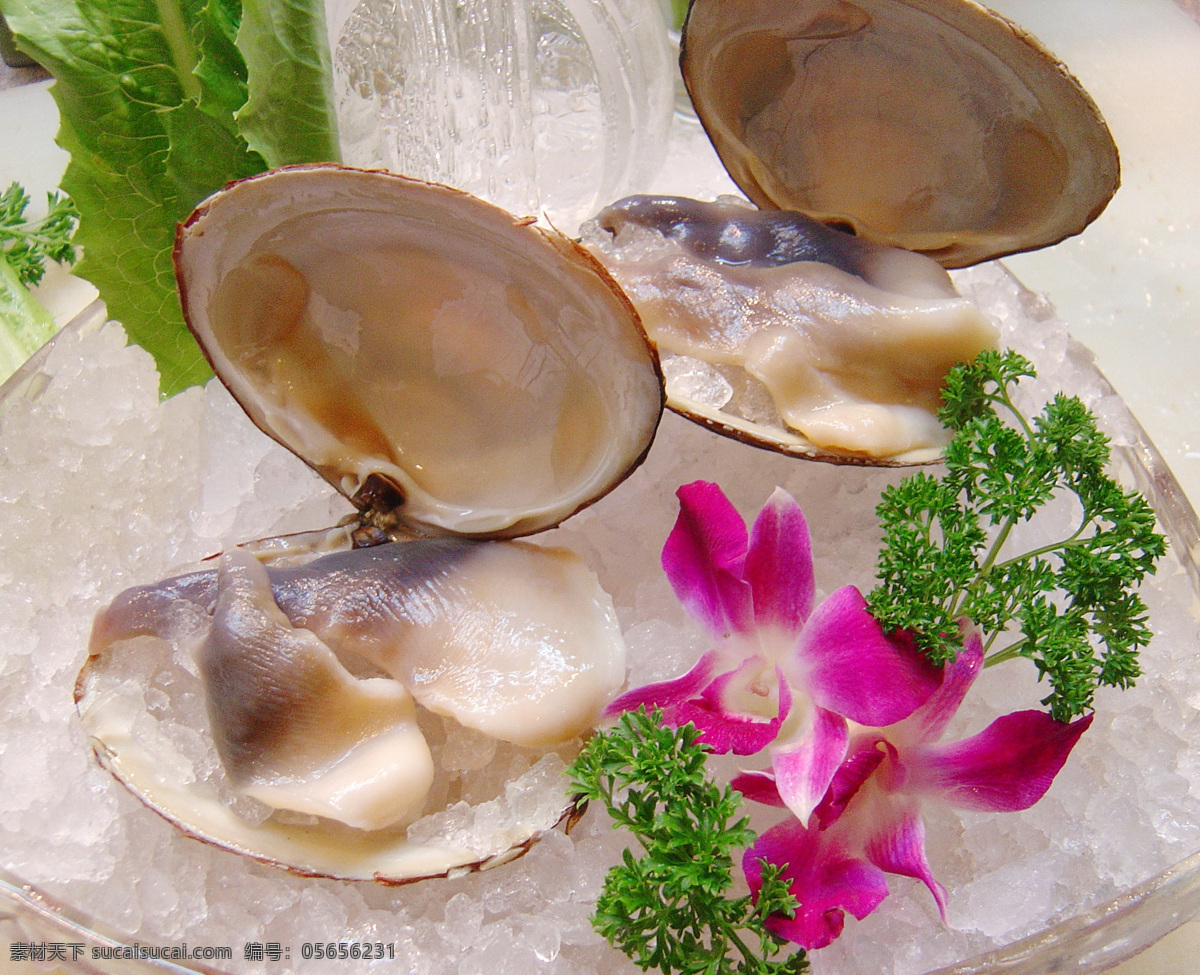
[4,2,1200,972]
[3,256,1200,975]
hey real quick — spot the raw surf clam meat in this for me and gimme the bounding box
[77,165,664,882]
[583,195,999,463]
[79,537,626,880]
[580,0,1120,463]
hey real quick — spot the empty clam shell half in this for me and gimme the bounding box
[681,0,1120,267]
[175,164,664,539]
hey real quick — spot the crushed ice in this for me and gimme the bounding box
[2,261,1200,972]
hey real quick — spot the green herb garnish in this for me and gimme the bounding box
[568,709,809,975]
[0,181,79,382]
[577,350,1166,972]
[667,0,690,31]
[867,349,1166,720]
[0,182,78,287]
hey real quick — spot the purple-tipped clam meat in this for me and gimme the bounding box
[79,537,626,878]
[584,195,999,463]
[196,549,435,831]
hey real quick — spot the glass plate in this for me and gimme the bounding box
[3,3,1200,972]
[2,257,1200,975]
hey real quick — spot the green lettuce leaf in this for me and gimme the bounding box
[237,0,340,166]
[0,0,339,396]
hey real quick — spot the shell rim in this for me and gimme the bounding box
[666,394,944,468]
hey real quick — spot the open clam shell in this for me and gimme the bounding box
[573,0,1119,463]
[77,165,666,883]
[680,0,1120,268]
[175,164,664,539]
[77,533,619,883]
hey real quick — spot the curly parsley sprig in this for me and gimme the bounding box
[568,709,809,975]
[0,182,79,286]
[867,349,1167,721]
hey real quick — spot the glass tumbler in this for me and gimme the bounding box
[327,0,675,232]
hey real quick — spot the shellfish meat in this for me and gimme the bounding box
[80,536,625,873]
[585,195,999,462]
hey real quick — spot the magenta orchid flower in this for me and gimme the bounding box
[735,625,1093,950]
[607,481,942,825]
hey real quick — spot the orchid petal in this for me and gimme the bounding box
[813,737,886,829]
[673,700,782,755]
[661,481,754,638]
[745,488,815,632]
[893,623,985,745]
[862,799,947,921]
[745,818,889,950]
[730,769,786,807]
[604,651,717,718]
[675,664,793,755]
[770,706,849,826]
[902,711,1094,812]
[792,586,942,726]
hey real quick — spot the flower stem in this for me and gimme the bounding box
[984,638,1027,666]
